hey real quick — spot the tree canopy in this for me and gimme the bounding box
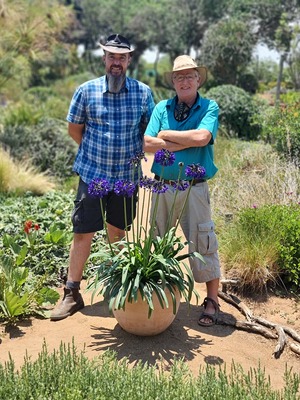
[0,0,74,94]
[0,0,299,93]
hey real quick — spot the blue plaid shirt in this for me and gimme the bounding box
[67,76,155,185]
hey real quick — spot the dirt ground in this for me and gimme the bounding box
[0,281,300,391]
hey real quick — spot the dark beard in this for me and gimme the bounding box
[107,73,126,93]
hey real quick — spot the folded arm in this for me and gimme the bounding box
[144,128,212,153]
[143,135,187,153]
[158,129,212,147]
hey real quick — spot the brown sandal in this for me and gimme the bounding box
[198,297,220,327]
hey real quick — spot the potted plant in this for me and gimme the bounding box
[87,149,205,336]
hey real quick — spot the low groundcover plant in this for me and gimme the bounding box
[87,149,206,316]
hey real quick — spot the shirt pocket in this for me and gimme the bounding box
[87,104,109,124]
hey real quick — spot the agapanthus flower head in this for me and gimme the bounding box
[185,164,206,179]
[88,178,110,198]
[154,149,176,166]
[171,181,190,191]
[151,180,169,194]
[114,180,136,197]
[139,176,156,190]
[129,151,147,167]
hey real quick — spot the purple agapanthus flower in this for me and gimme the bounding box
[185,164,206,179]
[88,178,110,198]
[114,180,136,197]
[129,151,147,167]
[154,149,176,166]
[171,181,190,191]
[139,176,156,190]
[151,180,168,194]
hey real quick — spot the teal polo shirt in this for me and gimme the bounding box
[144,94,219,180]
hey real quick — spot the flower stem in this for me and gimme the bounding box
[100,199,114,256]
[174,180,193,233]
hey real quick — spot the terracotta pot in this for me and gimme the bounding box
[113,288,181,336]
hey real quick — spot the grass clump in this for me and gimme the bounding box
[0,148,55,195]
[220,204,300,292]
[0,342,299,400]
[211,137,300,224]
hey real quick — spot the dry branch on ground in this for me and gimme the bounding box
[217,286,300,358]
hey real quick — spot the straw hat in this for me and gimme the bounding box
[164,55,207,89]
[98,34,134,54]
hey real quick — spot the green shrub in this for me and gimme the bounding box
[23,88,70,121]
[53,72,97,99]
[0,118,77,180]
[280,91,300,105]
[237,72,259,94]
[2,93,70,125]
[0,254,60,323]
[259,102,300,165]
[0,190,103,300]
[0,343,298,399]
[220,204,300,292]
[24,86,56,103]
[205,85,264,140]
[1,102,43,126]
[0,191,74,281]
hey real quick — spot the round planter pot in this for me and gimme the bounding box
[113,288,181,336]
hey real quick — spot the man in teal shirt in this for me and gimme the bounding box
[144,55,221,326]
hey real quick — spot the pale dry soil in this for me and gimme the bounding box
[0,281,300,391]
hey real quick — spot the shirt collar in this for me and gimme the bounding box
[167,93,201,109]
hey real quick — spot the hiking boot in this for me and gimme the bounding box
[50,287,84,321]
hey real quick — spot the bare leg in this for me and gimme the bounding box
[107,223,125,243]
[67,232,95,281]
[206,278,220,304]
[68,225,124,280]
[199,278,220,324]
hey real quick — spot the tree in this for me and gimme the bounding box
[274,13,294,101]
[286,26,300,90]
[72,0,228,78]
[226,0,300,46]
[226,0,300,93]
[201,17,256,86]
[0,0,74,96]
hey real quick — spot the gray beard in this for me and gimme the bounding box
[107,73,126,93]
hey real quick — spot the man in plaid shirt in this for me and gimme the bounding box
[51,34,155,321]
